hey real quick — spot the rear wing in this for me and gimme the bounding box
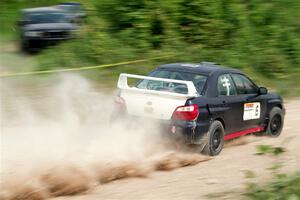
[117,73,198,97]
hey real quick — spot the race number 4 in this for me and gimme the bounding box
[243,102,261,120]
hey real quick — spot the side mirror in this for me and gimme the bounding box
[258,87,268,95]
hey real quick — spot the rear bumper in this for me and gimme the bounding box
[170,120,210,144]
[110,113,210,145]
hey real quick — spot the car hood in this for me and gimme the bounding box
[23,23,77,31]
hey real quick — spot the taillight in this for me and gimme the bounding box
[172,104,199,121]
[114,96,126,113]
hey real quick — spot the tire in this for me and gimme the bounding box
[21,40,35,54]
[202,121,225,156]
[21,40,29,52]
[266,107,284,137]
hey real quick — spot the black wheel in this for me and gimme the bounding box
[21,40,29,52]
[21,39,35,54]
[266,107,284,137]
[203,121,225,156]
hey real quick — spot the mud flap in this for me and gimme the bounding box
[192,133,208,153]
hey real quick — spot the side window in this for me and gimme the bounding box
[193,75,207,94]
[231,74,258,94]
[217,74,237,96]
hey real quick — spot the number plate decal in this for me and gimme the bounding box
[144,106,154,113]
[243,102,261,120]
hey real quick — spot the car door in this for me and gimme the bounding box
[216,74,244,133]
[231,73,267,129]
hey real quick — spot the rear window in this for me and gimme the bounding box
[136,70,207,94]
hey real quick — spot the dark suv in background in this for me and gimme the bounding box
[18,6,78,52]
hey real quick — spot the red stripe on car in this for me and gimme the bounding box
[224,126,265,141]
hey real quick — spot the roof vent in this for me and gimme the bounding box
[180,63,200,67]
[200,61,218,66]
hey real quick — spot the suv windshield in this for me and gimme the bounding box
[25,12,67,24]
[58,5,83,13]
[136,70,207,95]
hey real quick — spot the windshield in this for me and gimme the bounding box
[25,12,67,24]
[136,70,207,95]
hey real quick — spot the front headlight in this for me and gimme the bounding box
[24,31,42,37]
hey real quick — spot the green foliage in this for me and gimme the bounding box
[247,144,299,200]
[256,145,285,156]
[244,172,300,200]
[244,170,256,179]
[0,0,300,94]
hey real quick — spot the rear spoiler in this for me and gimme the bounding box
[117,73,198,97]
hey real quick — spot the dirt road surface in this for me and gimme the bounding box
[51,100,299,200]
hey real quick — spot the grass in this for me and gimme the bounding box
[244,172,300,200]
[244,144,299,200]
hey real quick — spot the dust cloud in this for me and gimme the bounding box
[0,74,210,200]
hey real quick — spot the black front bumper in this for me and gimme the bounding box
[23,33,73,50]
[28,37,68,46]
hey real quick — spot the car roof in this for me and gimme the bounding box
[157,62,242,76]
[22,6,63,13]
[59,2,82,6]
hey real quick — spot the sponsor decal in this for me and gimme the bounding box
[243,102,261,120]
[221,76,231,96]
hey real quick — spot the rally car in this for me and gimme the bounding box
[113,62,285,156]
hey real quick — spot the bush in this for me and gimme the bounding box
[1,0,300,95]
